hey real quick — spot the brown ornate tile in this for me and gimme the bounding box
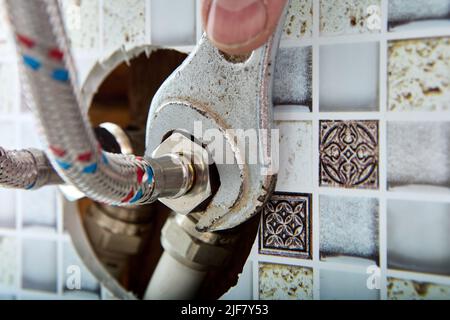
[319,120,379,189]
[259,193,312,259]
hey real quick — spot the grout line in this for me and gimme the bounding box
[145,0,152,45]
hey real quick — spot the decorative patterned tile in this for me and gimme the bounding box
[387,122,450,188]
[282,0,313,40]
[103,0,146,54]
[320,0,382,36]
[259,193,312,259]
[388,37,450,112]
[273,47,312,108]
[275,121,313,191]
[259,263,313,300]
[320,195,379,262]
[319,120,379,189]
[387,277,450,300]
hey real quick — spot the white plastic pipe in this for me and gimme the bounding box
[144,252,207,300]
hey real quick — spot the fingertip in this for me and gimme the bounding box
[202,0,288,56]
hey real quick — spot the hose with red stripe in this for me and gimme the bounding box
[2,0,158,206]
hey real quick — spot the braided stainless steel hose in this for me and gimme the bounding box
[1,0,188,206]
[0,147,62,189]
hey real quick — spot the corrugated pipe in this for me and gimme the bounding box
[2,0,157,206]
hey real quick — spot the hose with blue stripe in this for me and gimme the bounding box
[0,0,166,206]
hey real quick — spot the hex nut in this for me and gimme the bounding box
[161,215,232,270]
[152,132,213,215]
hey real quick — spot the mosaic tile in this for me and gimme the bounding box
[60,0,100,51]
[0,62,18,114]
[387,200,450,276]
[103,0,146,53]
[259,193,312,259]
[387,122,450,188]
[0,189,15,229]
[259,263,313,300]
[319,120,379,189]
[320,270,380,300]
[63,241,100,294]
[388,0,450,30]
[320,0,382,36]
[388,37,450,112]
[0,237,17,288]
[275,121,313,191]
[320,195,379,262]
[22,239,57,293]
[319,42,379,111]
[387,277,450,300]
[151,0,196,46]
[282,0,313,40]
[273,47,312,108]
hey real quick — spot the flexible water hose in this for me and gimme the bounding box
[2,0,156,205]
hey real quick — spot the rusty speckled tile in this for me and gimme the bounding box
[259,263,313,300]
[259,193,312,260]
[319,120,379,189]
[388,277,450,300]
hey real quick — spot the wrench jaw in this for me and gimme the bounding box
[145,28,284,232]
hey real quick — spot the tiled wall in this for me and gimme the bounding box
[1,0,449,300]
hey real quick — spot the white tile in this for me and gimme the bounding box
[103,0,147,53]
[387,122,450,189]
[0,189,15,229]
[274,47,312,107]
[0,237,17,289]
[319,42,379,111]
[22,239,57,292]
[151,0,196,46]
[275,121,313,191]
[387,200,450,276]
[320,269,380,300]
[320,195,379,261]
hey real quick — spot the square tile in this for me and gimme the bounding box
[0,62,18,114]
[388,37,450,112]
[0,189,16,229]
[151,0,196,46]
[320,270,380,300]
[319,120,379,189]
[0,237,17,288]
[259,262,313,300]
[22,239,57,293]
[103,0,146,53]
[388,0,450,31]
[387,122,450,189]
[275,121,313,191]
[59,0,100,51]
[63,240,100,294]
[282,0,313,40]
[320,195,379,262]
[259,193,312,259]
[273,47,312,108]
[320,0,382,36]
[319,42,379,111]
[387,277,450,300]
[387,200,450,276]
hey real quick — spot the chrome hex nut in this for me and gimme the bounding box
[152,132,213,215]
